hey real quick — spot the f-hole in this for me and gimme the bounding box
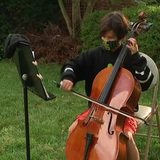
[108,112,114,135]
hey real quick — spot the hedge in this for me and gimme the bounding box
[80,4,160,66]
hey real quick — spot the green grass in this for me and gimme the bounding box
[0,59,160,160]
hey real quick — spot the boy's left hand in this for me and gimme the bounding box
[127,38,138,55]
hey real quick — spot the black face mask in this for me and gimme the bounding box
[103,40,119,51]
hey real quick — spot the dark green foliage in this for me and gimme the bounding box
[80,5,160,66]
[145,0,159,5]
[80,10,109,51]
[0,0,61,58]
[122,5,160,66]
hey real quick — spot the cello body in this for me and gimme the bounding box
[65,67,141,160]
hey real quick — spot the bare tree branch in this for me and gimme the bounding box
[134,0,146,4]
[83,0,96,20]
[72,0,82,38]
[58,0,73,36]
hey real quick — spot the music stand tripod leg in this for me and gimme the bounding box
[22,74,31,160]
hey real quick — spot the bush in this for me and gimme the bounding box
[80,4,160,66]
[0,0,61,59]
[122,4,160,66]
[23,24,82,64]
[80,10,108,51]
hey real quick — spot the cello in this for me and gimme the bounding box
[65,12,152,160]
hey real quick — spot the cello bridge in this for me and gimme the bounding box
[90,116,104,124]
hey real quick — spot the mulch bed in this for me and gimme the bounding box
[22,23,82,64]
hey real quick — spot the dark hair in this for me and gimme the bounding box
[100,11,130,40]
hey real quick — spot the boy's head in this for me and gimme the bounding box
[100,11,130,40]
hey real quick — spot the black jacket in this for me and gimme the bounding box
[61,45,154,98]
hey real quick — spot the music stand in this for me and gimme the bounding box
[12,42,56,160]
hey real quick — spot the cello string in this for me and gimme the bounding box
[53,80,148,125]
[70,89,148,125]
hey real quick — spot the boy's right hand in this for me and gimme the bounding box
[60,79,73,91]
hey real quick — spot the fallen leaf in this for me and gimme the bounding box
[47,147,54,151]
[37,104,42,107]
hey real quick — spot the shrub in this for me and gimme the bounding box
[80,4,160,66]
[122,4,160,66]
[23,24,82,64]
[80,10,108,51]
[0,0,61,59]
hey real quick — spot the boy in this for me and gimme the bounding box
[60,11,153,160]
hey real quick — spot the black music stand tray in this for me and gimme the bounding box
[12,42,56,160]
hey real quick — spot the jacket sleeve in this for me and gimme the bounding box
[131,52,154,91]
[60,64,77,84]
[60,50,92,84]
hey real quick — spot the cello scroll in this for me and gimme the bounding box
[129,12,153,37]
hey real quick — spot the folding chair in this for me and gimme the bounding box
[135,52,160,160]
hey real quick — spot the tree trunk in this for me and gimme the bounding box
[58,0,73,36]
[72,0,82,38]
[83,0,96,20]
[58,0,96,38]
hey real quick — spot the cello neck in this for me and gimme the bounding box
[98,29,136,103]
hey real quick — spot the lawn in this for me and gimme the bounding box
[0,59,160,160]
